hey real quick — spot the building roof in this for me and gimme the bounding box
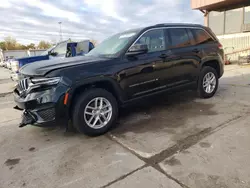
[191,0,250,11]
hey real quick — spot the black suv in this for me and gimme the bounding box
[14,23,224,136]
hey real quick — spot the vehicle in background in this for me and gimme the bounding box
[7,59,13,69]
[0,49,3,66]
[2,60,6,68]
[14,23,224,136]
[2,60,7,68]
[10,39,95,81]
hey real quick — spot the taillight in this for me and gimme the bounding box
[218,43,223,50]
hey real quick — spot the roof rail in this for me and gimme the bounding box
[154,23,203,27]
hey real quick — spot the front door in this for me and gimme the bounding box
[119,29,168,98]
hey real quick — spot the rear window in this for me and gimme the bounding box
[191,29,215,45]
[168,28,190,48]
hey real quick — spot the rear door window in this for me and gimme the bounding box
[191,29,215,45]
[168,28,191,48]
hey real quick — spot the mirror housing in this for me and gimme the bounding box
[126,44,148,56]
[49,51,58,57]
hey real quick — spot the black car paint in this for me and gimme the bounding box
[14,23,224,127]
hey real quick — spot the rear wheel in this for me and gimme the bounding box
[198,66,218,98]
[72,88,118,136]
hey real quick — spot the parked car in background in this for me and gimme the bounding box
[14,23,224,136]
[0,61,4,67]
[6,59,13,69]
[10,39,95,81]
[2,60,7,68]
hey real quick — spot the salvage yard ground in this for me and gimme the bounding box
[0,65,250,188]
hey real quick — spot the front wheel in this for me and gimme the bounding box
[72,88,118,136]
[197,66,218,98]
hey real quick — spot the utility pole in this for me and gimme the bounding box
[58,22,63,41]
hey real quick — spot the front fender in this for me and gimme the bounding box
[67,76,126,108]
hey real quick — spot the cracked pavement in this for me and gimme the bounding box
[1,65,250,188]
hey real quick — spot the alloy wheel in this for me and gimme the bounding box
[84,97,112,129]
[202,72,216,94]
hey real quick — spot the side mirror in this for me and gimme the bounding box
[126,44,148,56]
[49,51,58,57]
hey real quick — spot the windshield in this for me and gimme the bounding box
[41,46,55,55]
[86,29,141,57]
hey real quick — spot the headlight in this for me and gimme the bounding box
[11,61,19,72]
[25,77,61,93]
[31,77,61,85]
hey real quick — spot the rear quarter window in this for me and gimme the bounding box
[191,29,215,45]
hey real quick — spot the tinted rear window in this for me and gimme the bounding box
[168,28,190,48]
[191,29,215,45]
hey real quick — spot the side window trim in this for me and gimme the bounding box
[127,26,216,53]
[187,28,196,46]
[185,28,192,46]
[164,29,171,49]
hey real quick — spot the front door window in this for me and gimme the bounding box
[135,29,166,53]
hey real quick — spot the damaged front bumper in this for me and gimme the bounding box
[13,83,69,128]
[19,110,37,127]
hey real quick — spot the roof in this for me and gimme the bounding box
[153,23,204,27]
[139,23,205,31]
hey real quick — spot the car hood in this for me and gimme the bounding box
[19,55,109,76]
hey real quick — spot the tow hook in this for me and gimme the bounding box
[13,105,23,111]
[19,111,36,128]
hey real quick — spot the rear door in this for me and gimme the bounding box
[160,28,200,87]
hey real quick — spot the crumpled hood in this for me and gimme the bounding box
[19,55,108,76]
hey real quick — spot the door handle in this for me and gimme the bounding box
[192,49,200,53]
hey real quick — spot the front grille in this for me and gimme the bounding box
[18,78,29,91]
[37,108,55,121]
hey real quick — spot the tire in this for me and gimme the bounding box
[197,66,218,98]
[72,88,118,136]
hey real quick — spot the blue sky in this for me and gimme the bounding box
[0,0,203,44]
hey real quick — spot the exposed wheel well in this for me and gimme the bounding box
[202,60,220,77]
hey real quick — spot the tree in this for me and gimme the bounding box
[4,36,17,50]
[37,41,52,49]
[0,42,6,50]
[26,43,36,49]
[15,44,28,50]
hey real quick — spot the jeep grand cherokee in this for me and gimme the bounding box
[14,23,224,136]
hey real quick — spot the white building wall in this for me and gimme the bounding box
[3,50,28,60]
[218,32,250,61]
[3,50,46,60]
